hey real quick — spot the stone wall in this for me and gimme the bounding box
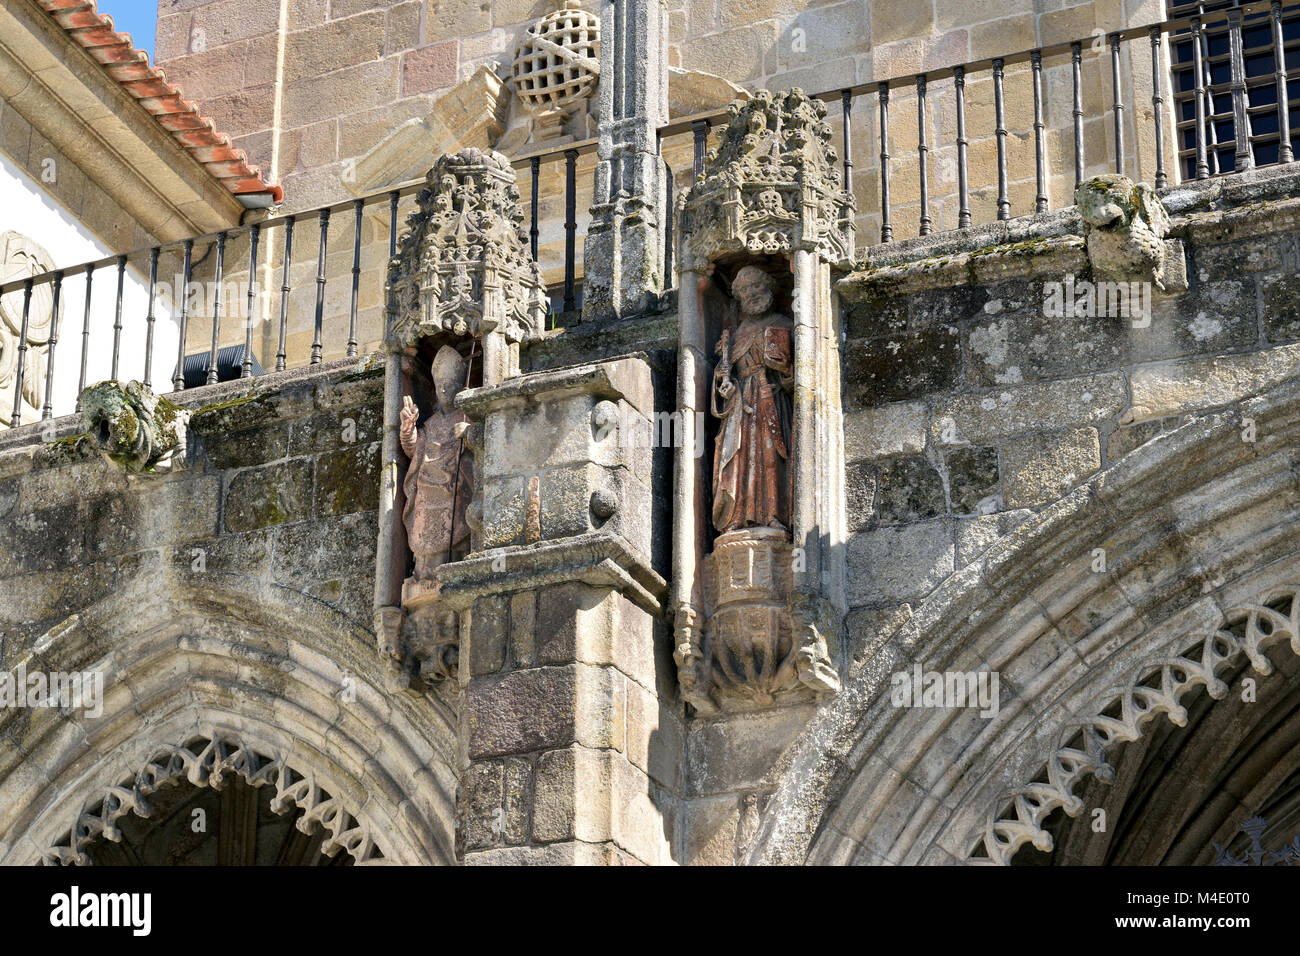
[0,357,385,651]
[840,165,1300,670]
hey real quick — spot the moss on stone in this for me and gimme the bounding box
[42,432,94,467]
[340,354,385,382]
[190,392,277,434]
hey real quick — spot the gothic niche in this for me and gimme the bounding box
[376,148,548,689]
[0,231,58,428]
[672,90,854,714]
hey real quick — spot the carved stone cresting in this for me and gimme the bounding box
[977,586,1300,865]
[672,89,851,714]
[510,0,601,144]
[79,380,189,474]
[386,148,548,385]
[1075,174,1186,293]
[678,89,855,273]
[0,231,57,427]
[379,148,544,690]
[44,732,382,865]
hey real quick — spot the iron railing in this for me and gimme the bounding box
[665,0,1298,244]
[0,139,593,425]
[4,0,1298,426]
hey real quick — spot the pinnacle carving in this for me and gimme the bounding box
[679,89,854,270]
[386,148,548,355]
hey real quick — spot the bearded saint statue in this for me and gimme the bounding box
[711,265,794,534]
[400,344,474,579]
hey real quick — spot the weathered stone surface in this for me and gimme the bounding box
[1126,345,1300,423]
[946,445,1000,515]
[874,456,945,525]
[315,442,381,517]
[1105,417,1177,462]
[846,520,955,607]
[224,459,314,531]
[933,373,1127,444]
[844,401,927,461]
[1002,428,1101,508]
[466,666,578,759]
[844,325,962,406]
[1262,271,1300,343]
[458,760,504,852]
[954,509,1032,566]
[845,460,877,532]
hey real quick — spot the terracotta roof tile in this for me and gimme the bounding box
[37,0,284,205]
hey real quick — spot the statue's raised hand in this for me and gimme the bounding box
[400,395,418,430]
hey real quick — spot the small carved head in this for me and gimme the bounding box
[431,344,468,411]
[1075,174,1169,239]
[732,265,775,317]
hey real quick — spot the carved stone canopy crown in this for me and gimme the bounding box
[678,89,854,270]
[387,148,548,353]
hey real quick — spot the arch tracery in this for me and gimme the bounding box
[45,731,382,865]
[747,375,1300,866]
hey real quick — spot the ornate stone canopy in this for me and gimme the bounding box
[386,148,548,365]
[678,88,855,272]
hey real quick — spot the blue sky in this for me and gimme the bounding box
[97,0,157,61]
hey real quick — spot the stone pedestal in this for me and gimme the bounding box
[437,357,678,864]
[700,529,797,708]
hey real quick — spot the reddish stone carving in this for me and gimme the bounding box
[711,265,794,534]
[400,344,474,579]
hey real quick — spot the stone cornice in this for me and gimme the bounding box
[455,355,655,419]
[436,531,667,616]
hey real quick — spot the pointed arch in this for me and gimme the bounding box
[748,375,1300,865]
[0,571,459,865]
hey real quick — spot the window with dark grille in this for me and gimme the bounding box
[1168,1,1300,179]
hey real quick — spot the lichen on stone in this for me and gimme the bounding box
[78,380,190,474]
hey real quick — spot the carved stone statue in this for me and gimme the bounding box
[711,265,794,534]
[400,344,474,579]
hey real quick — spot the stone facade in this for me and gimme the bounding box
[3,153,1299,864]
[4,0,1300,868]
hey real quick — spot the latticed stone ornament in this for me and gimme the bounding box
[510,0,601,142]
[43,732,382,865]
[678,89,855,270]
[386,147,548,385]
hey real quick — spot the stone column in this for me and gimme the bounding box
[582,0,669,321]
[438,358,679,864]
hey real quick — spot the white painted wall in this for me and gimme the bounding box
[0,150,179,422]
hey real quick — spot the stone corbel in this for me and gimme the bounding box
[1076,174,1188,293]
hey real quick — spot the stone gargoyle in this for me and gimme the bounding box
[1075,174,1186,293]
[79,380,189,473]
